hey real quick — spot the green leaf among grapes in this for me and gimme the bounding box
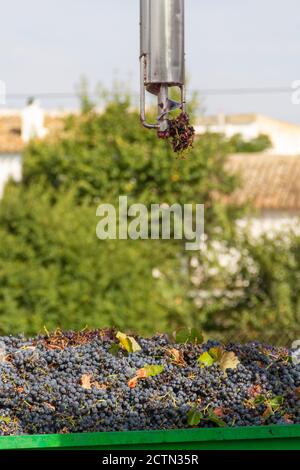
[0,416,11,425]
[187,407,203,427]
[142,364,165,377]
[174,328,204,345]
[206,410,227,428]
[108,343,121,356]
[251,394,284,419]
[187,406,226,428]
[198,347,223,367]
[198,351,216,367]
[116,332,141,353]
[198,348,239,375]
[269,396,284,411]
[209,347,224,361]
[253,395,266,406]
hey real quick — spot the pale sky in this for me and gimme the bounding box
[1,0,300,123]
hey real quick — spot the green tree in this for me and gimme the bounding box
[0,184,193,335]
[228,133,272,153]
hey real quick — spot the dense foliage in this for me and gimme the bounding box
[228,133,272,154]
[0,184,193,335]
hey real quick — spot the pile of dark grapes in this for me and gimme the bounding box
[158,112,195,155]
[0,330,299,436]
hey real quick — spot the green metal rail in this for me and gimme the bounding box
[0,425,299,450]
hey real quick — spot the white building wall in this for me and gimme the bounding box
[256,115,300,156]
[196,114,300,156]
[196,122,259,141]
[0,154,22,198]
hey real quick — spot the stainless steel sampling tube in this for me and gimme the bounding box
[140,0,185,130]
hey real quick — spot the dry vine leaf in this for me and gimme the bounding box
[219,352,240,375]
[168,348,186,366]
[262,404,273,420]
[45,403,56,411]
[21,346,36,351]
[214,407,225,418]
[256,361,265,369]
[295,387,300,399]
[94,382,108,390]
[283,414,293,424]
[128,377,139,389]
[0,346,8,363]
[80,374,92,390]
[136,369,148,379]
[80,374,107,390]
[46,344,64,351]
[128,365,164,389]
[248,384,262,398]
[58,427,69,434]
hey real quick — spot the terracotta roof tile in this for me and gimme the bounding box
[226,153,300,211]
[0,115,64,154]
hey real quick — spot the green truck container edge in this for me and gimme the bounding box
[0,425,300,450]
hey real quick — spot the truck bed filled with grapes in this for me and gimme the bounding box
[0,329,299,437]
